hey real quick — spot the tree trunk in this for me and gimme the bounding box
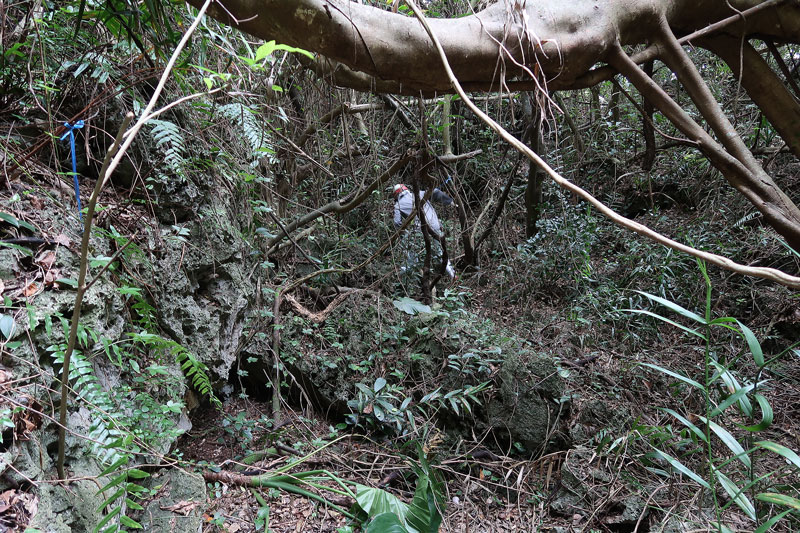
[524,96,544,238]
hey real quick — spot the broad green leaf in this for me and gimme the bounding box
[736,320,765,367]
[640,363,704,390]
[393,297,432,316]
[90,255,113,269]
[97,473,127,494]
[355,484,409,524]
[651,449,710,489]
[93,506,121,532]
[697,416,750,468]
[125,498,144,510]
[406,472,443,533]
[634,291,707,324]
[119,515,142,529]
[99,456,129,478]
[714,469,755,520]
[740,394,773,432]
[97,488,125,511]
[254,40,314,62]
[756,493,800,511]
[0,242,33,256]
[374,377,387,392]
[255,41,278,62]
[0,314,15,340]
[755,441,800,470]
[0,212,35,231]
[126,469,149,479]
[365,513,410,533]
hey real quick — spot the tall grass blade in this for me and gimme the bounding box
[740,394,773,432]
[714,468,756,520]
[754,441,800,470]
[650,449,710,489]
[660,408,707,442]
[640,363,704,390]
[756,493,800,511]
[634,290,708,324]
[625,309,707,340]
[735,320,765,367]
[754,510,791,533]
[697,416,751,468]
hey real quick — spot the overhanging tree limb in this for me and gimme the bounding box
[193,0,800,251]
[405,0,800,289]
[700,35,800,159]
[610,38,800,249]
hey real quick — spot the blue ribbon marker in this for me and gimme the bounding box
[60,120,85,220]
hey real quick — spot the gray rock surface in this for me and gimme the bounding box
[141,468,207,533]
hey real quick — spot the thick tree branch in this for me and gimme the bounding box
[573,0,789,89]
[407,0,800,289]
[191,0,800,94]
[610,43,800,249]
[701,35,800,158]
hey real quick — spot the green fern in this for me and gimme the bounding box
[148,119,186,174]
[218,103,273,165]
[48,343,143,532]
[49,344,127,464]
[129,331,221,407]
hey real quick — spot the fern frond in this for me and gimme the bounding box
[218,103,273,164]
[148,119,186,174]
[733,211,761,228]
[49,344,126,465]
[129,332,221,407]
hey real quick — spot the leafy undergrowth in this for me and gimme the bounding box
[179,400,574,533]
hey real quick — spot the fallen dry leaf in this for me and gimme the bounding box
[22,282,38,297]
[44,269,60,286]
[0,279,4,295]
[12,397,43,441]
[29,197,44,210]
[162,500,200,516]
[36,250,56,269]
[0,368,11,389]
[53,234,70,247]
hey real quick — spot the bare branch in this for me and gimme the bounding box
[406,0,800,289]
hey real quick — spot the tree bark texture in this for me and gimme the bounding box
[193,0,800,94]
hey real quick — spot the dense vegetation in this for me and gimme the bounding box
[0,1,798,532]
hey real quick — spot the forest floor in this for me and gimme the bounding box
[180,399,574,533]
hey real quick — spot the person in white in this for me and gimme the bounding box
[392,184,456,280]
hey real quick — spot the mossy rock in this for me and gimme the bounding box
[483,349,567,453]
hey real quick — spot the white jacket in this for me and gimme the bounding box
[394,188,454,239]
